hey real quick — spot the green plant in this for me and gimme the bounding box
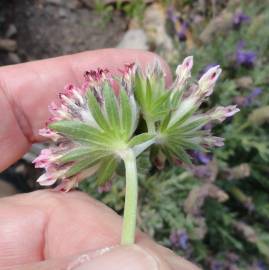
[34,57,238,245]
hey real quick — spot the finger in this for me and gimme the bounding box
[0,190,121,267]
[0,190,200,270]
[0,49,172,171]
[12,244,200,270]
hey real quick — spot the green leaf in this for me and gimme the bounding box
[59,147,93,163]
[128,133,155,147]
[160,112,171,132]
[180,116,208,132]
[168,144,192,164]
[151,91,170,113]
[103,83,120,131]
[120,89,132,138]
[170,137,204,151]
[49,120,111,146]
[87,90,110,131]
[65,156,101,178]
[96,156,118,185]
[170,90,183,109]
[168,106,197,130]
[145,78,153,109]
[151,76,165,95]
[134,72,146,108]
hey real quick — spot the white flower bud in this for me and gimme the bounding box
[209,105,240,122]
[175,56,193,81]
[198,65,222,98]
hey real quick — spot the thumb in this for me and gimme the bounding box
[71,244,200,270]
[72,245,167,270]
[13,244,200,270]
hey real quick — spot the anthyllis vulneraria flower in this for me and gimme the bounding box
[34,56,239,245]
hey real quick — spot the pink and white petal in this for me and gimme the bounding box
[36,173,58,186]
[54,178,78,192]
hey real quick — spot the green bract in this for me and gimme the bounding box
[48,83,154,185]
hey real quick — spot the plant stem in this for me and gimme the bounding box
[146,118,156,134]
[121,149,138,245]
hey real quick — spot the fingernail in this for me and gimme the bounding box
[70,245,160,270]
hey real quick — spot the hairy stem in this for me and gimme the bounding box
[121,149,138,245]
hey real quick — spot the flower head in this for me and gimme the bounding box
[170,230,189,250]
[177,21,189,42]
[244,87,263,107]
[208,105,240,122]
[197,65,222,99]
[34,64,144,191]
[236,41,257,68]
[198,63,218,79]
[233,11,250,29]
[35,57,239,190]
[167,6,178,23]
[192,151,212,164]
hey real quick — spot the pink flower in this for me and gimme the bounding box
[176,56,193,78]
[208,105,240,122]
[203,136,225,147]
[34,58,239,193]
[98,180,113,193]
[39,128,61,141]
[197,65,222,98]
[33,149,53,169]
[36,165,69,186]
[171,56,193,92]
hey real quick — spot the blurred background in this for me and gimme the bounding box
[0,0,269,269]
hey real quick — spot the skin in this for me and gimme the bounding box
[0,49,200,270]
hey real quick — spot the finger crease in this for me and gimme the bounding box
[0,77,35,144]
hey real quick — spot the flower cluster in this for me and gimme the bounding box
[34,64,139,191]
[34,56,239,192]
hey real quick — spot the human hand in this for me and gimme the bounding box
[0,49,200,270]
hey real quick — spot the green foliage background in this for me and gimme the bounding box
[82,1,269,269]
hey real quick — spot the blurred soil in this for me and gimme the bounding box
[0,0,127,65]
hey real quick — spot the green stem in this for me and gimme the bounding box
[146,118,156,134]
[121,149,138,245]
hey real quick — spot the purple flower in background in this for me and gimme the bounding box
[167,6,178,23]
[235,87,263,108]
[192,165,214,179]
[177,21,188,42]
[211,260,224,270]
[257,261,268,270]
[203,122,213,130]
[236,41,256,68]
[97,180,112,193]
[170,230,189,250]
[166,7,189,42]
[244,87,263,107]
[192,151,212,164]
[233,11,250,29]
[252,260,269,270]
